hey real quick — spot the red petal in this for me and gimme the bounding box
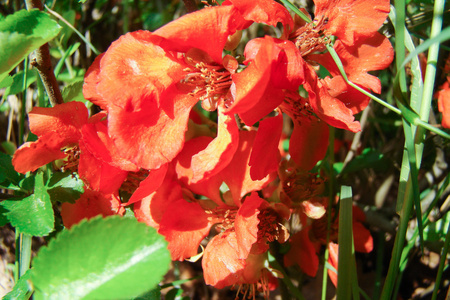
[78,141,128,194]
[235,193,266,258]
[436,81,450,128]
[158,199,212,261]
[327,242,339,287]
[304,67,361,132]
[353,221,373,253]
[81,118,138,172]
[315,0,390,46]
[107,92,198,170]
[249,114,282,180]
[83,53,108,109]
[12,132,67,174]
[124,164,168,206]
[284,229,320,277]
[152,5,248,64]
[96,31,185,110]
[289,117,329,170]
[221,130,274,206]
[61,190,124,229]
[228,0,294,31]
[203,231,246,288]
[134,174,183,228]
[177,106,239,184]
[28,101,88,143]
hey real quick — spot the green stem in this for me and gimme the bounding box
[15,233,32,281]
[321,126,335,300]
[18,57,28,146]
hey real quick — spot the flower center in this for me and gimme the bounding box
[257,208,289,244]
[292,17,330,57]
[120,169,148,195]
[206,206,238,231]
[181,61,232,111]
[60,145,80,172]
[281,170,325,206]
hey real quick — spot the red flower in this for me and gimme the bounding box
[12,101,88,174]
[61,189,125,229]
[83,5,249,171]
[436,81,450,129]
[285,205,373,284]
[228,0,393,132]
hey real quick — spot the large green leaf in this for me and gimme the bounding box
[0,9,61,82]
[32,216,171,300]
[0,171,54,236]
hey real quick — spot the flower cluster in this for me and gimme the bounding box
[13,0,393,296]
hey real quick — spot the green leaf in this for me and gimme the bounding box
[0,74,13,88]
[2,269,33,300]
[132,287,162,300]
[341,148,388,174]
[0,204,8,226]
[31,216,171,300]
[58,10,76,47]
[0,9,61,82]
[46,171,84,203]
[1,171,54,236]
[1,141,17,155]
[0,151,22,188]
[3,69,38,97]
[61,80,87,103]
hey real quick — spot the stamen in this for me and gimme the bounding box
[292,19,331,57]
[181,61,233,111]
[120,169,149,195]
[60,145,81,172]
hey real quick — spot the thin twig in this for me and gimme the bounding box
[25,0,64,106]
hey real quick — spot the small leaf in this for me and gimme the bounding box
[1,171,54,236]
[46,171,84,203]
[3,69,38,97]
[32,216,171,300]
[61,80,87,103]
[0,151,22,188]
[1,141,17,155]
[3,269,33,300]
[341,148,388,174]
[0,9,61,82]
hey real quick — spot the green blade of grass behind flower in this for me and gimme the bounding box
[382,0,447,297]
[336,186,354,300]
[45,5,100,56]
[321,126,336,300]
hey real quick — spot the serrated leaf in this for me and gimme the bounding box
[0,151,22,187]
[0,9,61,82]
[132,287,161,300]
[61,80,86,103]
[2,269,33,300]
[1,171,54,236]
[32,216,171,300]
[46,171,84,203]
